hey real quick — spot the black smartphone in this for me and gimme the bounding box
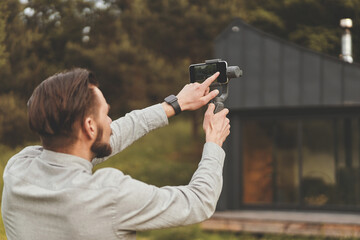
[189,60,227,83]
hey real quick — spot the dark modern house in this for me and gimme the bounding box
[215,19,360,213]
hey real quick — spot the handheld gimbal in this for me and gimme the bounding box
[189,59,242,113]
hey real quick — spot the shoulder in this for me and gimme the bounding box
[91,167,130,188]
[18,145,43,156]
[5,145,43,172]
[90,167,153,194]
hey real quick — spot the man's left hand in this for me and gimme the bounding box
[177,72,220,111]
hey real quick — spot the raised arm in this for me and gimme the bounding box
[108,103,230,232]
[92,72,221,165]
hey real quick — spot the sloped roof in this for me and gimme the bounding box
[215,18,360,110]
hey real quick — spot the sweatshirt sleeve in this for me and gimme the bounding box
[108,142,225,233]
[92,104,168,166]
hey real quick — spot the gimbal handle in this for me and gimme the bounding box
[210,81,229,113]
[214,101,225,113]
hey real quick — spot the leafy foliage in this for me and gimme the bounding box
[1,0,360,145]
[0,93,34,147]
[0,1,9,70]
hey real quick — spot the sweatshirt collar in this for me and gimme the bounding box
[40,149,93,173]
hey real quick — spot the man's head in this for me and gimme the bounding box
[28,68,112,158]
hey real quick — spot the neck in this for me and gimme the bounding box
[45,141,94,162]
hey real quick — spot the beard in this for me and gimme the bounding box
[90,125,112,158]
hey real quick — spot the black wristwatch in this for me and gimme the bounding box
[164,95,182,115]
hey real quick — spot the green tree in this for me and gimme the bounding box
[0,1,10,74]
[0,93,33,147]
[3,0,360,147]
[240,0,360,60]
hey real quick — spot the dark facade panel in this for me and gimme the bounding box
[323,59,343,104]
[219,114,243,211]
[302,52,322,105]
[243,28,262,107]
[263,37,281,107]
[215,19,360,110]
[344,64,360,104]
[282,45,301,106]
[219,26,245,109]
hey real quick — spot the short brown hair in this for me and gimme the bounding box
[28,68,99,148]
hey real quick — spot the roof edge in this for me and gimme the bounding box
[215,18,360,67]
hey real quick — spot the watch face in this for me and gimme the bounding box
[165,95,177,103]
[164,94,181,115]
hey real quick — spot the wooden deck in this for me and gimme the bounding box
[201,210,360,238]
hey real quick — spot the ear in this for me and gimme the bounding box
[83,116,97,140]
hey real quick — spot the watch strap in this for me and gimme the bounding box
[164,95,182,115]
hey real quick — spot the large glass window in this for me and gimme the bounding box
[241,116,360,209]
[275,120,299,204]
[334,119,360,207]
[302,120,335,207]
[242,121,274,204]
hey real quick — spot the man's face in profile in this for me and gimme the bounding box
[90,87,113,158]
[91,125,112,158]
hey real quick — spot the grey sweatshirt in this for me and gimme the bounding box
[2,104,225,239]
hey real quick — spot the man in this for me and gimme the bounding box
[2,68,230,240]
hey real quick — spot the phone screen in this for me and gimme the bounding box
[189,61,227,83]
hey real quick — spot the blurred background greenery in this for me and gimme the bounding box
[2,0,360,239]
[2,0,360,148]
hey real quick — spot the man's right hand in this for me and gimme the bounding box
[203,103,230,147]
